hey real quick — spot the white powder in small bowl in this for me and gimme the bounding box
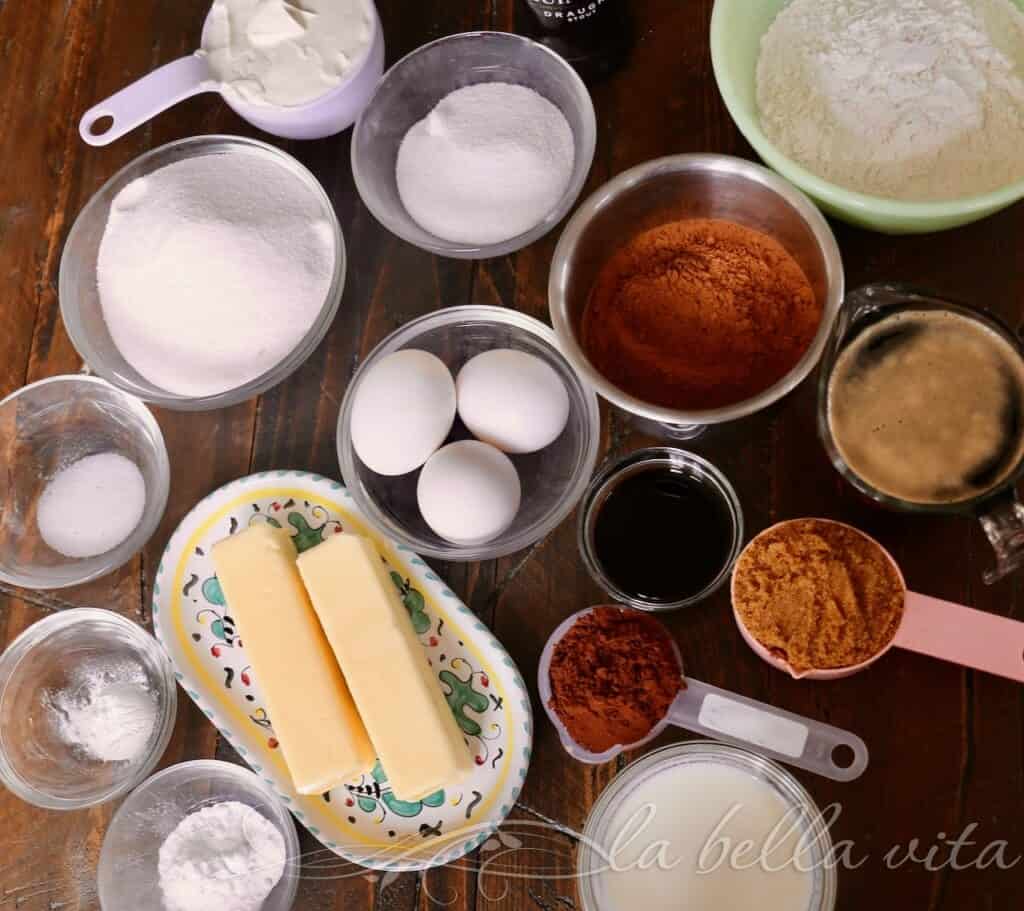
[46,657,157,763]
[37,452,146,559]
[158,802,287,911]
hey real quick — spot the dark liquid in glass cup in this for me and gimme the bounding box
[819,284,1024,583]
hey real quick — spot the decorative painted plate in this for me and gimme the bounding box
[152,471,533,872]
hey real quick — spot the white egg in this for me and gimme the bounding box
[456,349,570,454]
[417,440,521,545]
[350,349,456,476]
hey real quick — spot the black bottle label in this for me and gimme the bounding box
[524,0,612,29]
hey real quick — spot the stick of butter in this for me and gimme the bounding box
[297,533,474,801]
[212,524,375,794]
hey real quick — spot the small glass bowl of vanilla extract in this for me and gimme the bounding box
[578,448,744,611]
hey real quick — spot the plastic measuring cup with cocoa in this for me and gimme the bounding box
[538,606,869,782]
[732,518,1024,682]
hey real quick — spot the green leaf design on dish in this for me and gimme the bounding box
[390,571,430,635]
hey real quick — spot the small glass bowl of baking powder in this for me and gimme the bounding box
[0,608,176,810]
[60,135,346,411]
[98,760,299,911]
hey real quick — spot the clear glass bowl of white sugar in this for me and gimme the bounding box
[352,31,597,259]
[0,375,170,589]
[0,609,177,810]
[59,135,346,411]
[98,760,300,911]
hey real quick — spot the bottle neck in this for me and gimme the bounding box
[523,0,616,32]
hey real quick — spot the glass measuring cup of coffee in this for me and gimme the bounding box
[818,283,1024,583]
[732,519,1024,683]
[538,607,869,782]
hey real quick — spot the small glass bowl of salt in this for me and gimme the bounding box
[0,374,170,589]
[0,608,177,810]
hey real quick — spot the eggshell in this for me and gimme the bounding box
[456,349,570,454]
[351,349,456,476]
[417,440,521,545]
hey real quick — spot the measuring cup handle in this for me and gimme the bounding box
[667,679,869,782]
[894,591,1024,682]
[978,490,1024,584]
[79,54,215,147]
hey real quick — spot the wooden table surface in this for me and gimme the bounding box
[2,0,1023,908]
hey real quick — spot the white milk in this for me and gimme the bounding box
[595,762,814,910]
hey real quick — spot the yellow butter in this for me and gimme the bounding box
[212,524,375,794]
[297,533,474,801]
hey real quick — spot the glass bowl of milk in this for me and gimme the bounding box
[578,742,837,911]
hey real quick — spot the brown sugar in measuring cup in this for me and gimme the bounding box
[732,518,1024,682]
[732,519,904,673]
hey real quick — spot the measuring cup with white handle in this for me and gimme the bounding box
[538,607,870,782]
[79,1,384,145]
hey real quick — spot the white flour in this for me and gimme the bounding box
[97,153,334,398]
[396,82,575,244]
[158,802,287,911]
[756,0,1024,200]
[47,658,156,763]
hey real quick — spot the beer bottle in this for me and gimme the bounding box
[520,0,630,82]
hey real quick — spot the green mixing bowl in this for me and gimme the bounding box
[710,0,1024,234]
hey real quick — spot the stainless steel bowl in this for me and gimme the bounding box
[549,154,844,435]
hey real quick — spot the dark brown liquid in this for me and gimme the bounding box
[593,467,734,603]
[828,309,1024,504]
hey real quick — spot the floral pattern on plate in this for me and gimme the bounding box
[153,471,532,872]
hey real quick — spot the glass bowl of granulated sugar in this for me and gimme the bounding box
[60,135,345,411]
[352,31,597,259]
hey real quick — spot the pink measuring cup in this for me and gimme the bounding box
[538,607,869,782]
[78,1,385,145]
[733,519,1024,682]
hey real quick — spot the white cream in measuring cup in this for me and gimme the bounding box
[79,0,385,145]
[539,607,870,782]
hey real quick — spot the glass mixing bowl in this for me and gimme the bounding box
[0,608,177,810]
[351,31,597,259]
[0,375,170,589]
[337,306,601,561]
[59,135,346,411]
[98,760,300,911]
